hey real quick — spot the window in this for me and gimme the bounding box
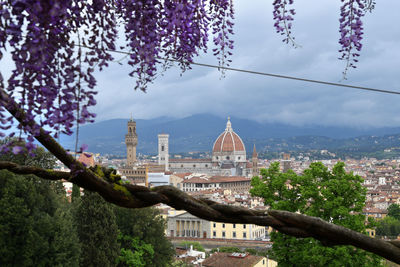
[222,231,225,238]
[213,223,216,228]
[233,232,236,238]
[213,231,216,237]
[222,224,225,228]
[181,164,183,167]
[233,224,236,228]
[161,145,164,151]
[193,164,196,168]
[243,232,247,238]
[243,224,246,229]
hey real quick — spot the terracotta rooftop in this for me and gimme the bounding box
[182,177,210,183]
[212,118,245,153]
[172,172,193,178]
[170,158,212,163]
[182,176,251,184]
[202,252,264,267]
[213,131,245,153]
[78,153,95,167]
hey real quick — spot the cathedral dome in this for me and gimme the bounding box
[212,118,245,153]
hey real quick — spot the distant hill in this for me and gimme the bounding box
[59,114,400,155]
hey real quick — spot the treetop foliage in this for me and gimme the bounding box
[388,204,400,221]
[250,161,382,266]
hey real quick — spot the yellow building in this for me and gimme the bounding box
[366,228,376,238]
[167,211,266,240]
[211,221,265,240]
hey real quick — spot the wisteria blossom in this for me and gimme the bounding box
[0,0,370,153]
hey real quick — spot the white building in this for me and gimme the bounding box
[160,118,257,177]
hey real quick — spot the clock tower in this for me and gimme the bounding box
[125,117,138,166]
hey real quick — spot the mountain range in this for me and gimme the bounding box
[59,114,400,156]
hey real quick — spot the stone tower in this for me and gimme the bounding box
[158,133,169,171]
[125,117,138,166]
[282,153,291,173]
[252,144,259,176]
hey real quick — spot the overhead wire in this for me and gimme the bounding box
[78,45,400,96]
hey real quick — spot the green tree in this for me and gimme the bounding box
[74,191,120,267]
[116,235,154,267]
[0,144,80,266]
[210,247,241,253]
[388,204,400,220]
[251,162,382,267]
[71,184,81,202]
[178,241,205,252]
[114,206,174,267]
[0,171,80,266]
[376,216,400,238]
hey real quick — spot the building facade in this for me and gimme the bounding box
[181,176,252,193]
[167,211,265,240]
[162,118,258,177]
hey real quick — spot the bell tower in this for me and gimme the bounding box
[158,133,169,171]
[125,117,138,166]
[252,144,259,176]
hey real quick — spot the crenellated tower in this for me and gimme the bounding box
[125,117,138,166]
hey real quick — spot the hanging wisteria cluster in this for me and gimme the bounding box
[0,0,118,153]
[272,0,298,47]
[0,0,374,154]
[339,0,366,77]
[0,0,234,153]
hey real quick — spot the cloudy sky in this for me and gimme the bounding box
[4,1,400,129]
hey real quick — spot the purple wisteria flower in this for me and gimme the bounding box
[338,0,365,78]
[0,0,235,149]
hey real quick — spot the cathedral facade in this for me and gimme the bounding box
[165,118,257,177]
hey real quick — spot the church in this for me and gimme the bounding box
[159,117,258,177]
[119,117,258,183]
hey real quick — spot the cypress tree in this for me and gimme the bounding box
[74,191,119,267]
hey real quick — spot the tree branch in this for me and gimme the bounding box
[1,88,400,263]
[0,160,399,263]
